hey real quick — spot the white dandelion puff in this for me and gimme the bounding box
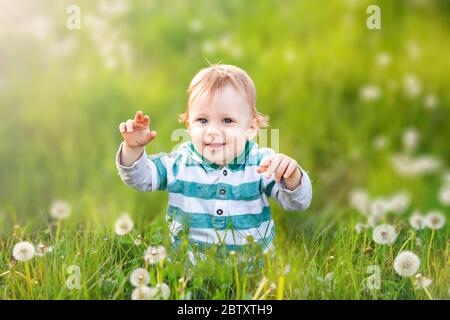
[373,135,387,150]
[402,128,419,153]
[12,241,35,262]
[409,212,425,230]
[130,268,150,287]
[424,211,445,230]
[413,274,432,289]
[372,224,397,245]
[349,189,370,215]
[114,213,133,235]
[144,245,167,265]
[189,19,203,33]
[438,185,450,206]
[406,41,421,60]
[442,173,450,185]
[157,283,171,300]
[50,200,71,220]
[424,94,438,110]
[376,52,391,66]
[35,243,47,257]
[394,251,420,277]
[388,192,410,214]
[202,41,216,54]
[404,74,422,98]
[370,198,389,218]
[354,222,367,234]
[131,286,157,300]
[360,85,381,102]
[367,214,382,228]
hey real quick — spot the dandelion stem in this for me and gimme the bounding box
[427,229,435,275]
[24,263,33,298]
[0,270,11,277]
[423,286,434,300]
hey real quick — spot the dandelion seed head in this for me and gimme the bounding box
[370,198,389,217]
[130,268,150,287]
[424,94,438,110]
[372,224,397,245]
[388,192,410,214]
[414,273,432,289]
[424,211,445,230]
[50,200,71,220]
[157,283,171,300]
[373,135,387,150]
[404,73,422,98]
[438,185,450,206]
[189,19,203,33]
[394,251,420,277]
[12,241,35,262]
[144,245,167,265]
[354,222,366,234]
[114,213,133,235]
[360,85,381,102]
[402,128,419,152]
[409,212,425,230]
[131,286,156,300]
[349,189,370,215]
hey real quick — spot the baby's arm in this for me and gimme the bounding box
[116,111,161,192]
[258,151,313,211]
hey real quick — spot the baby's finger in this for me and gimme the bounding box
[257,155,274,173]
[135,111,143,123]
[146,130,157,142]
[275,158,290,182]
[265,155,281,178]
[284,161,298,178]
[126,119,134,132]
[119,122,126,133]
[143,115,150,126]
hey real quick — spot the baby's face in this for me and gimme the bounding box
[188,84,257,166]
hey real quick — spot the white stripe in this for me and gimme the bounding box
[176,163,262,186]
[188,219,274,245]
[147,160,159,192]
[168,192,270,215]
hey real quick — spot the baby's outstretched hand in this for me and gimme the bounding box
[119,111,157,149]
[257,153,302,189]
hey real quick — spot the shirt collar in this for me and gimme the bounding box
[187,140,255,172]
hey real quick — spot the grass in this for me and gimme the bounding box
[0,0,449,299]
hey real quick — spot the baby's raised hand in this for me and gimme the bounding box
[257,153,302,190]
[119,111,157,149]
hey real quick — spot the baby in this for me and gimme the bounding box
[116,64,312,261]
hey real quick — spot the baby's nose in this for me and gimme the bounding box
[205,124,222,136]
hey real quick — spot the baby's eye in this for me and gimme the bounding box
[223,118,233,124]
[196,118,207,124]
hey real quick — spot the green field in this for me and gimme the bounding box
[0,0,449,299]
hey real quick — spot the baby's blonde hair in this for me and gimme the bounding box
[178,64,269,128]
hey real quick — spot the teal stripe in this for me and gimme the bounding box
[167,205,272,230]
[181,162,261,172]
[264,180,275,197]
[151,157,167,190]
[172,225,275,253]
[167,180,262,201]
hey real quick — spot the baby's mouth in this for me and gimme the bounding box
[204,143,226,149]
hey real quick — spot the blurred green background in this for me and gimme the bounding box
[0,0,449,233]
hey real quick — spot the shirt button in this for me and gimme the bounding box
[216,209,223,215]
[219,188,226,195]
[223,169,228,176]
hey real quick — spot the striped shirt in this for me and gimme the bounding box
[116,140,312,259]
